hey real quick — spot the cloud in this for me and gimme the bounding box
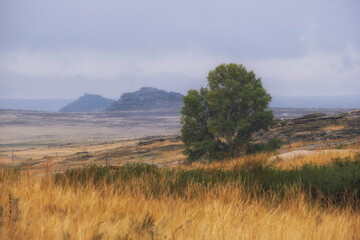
[0,0,359,99]
[0,49,219,79]
[250,45,360,83]
[0,50,135,79]
[1,45,359,99]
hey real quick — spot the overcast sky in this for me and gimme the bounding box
[0,0,359,100]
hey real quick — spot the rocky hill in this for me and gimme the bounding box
[255,110,360,148]
[107,87,184,111]
[59,94,115,112]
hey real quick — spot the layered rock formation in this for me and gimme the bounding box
[255,110,360,147]
[59,94,115,112]
[107,87,184,111]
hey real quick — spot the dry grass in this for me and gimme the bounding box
[294,130,312,135]
[1,141,360,239]
[1,137,185,171]
[1,146,360,240]
[0,170,359,240]
[182,147,359,171]
[272,149,359,169]
[1,139,139,162]
[322,125,346,131]
[279,138,360,152]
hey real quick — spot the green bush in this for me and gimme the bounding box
[53,154,360,207]
[246,138,282,154]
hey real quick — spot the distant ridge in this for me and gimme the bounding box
[59,94,115,112]
[107,87,184,111]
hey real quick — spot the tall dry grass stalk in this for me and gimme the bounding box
[0,167,359,240]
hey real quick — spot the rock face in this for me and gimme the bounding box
[59,94,115,112]
[255,110,360,147]
[107,87,184,111]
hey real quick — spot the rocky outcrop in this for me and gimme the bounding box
[107,87,184,111]
[59,94,115,112]
[289,113,327,125]
[255,110,360,146]
[270,108,356,119]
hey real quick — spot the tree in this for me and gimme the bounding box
[181,63,274,161]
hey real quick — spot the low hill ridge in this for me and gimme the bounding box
[59,94,115,112]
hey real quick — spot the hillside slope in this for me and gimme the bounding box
[255,110,360,148]
[59,94,115,112]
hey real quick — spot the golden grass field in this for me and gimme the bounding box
[1,142,359,240]
[1,173,359,240]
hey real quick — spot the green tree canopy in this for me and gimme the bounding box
[181,63,273,161]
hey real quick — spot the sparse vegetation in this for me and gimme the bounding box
[322,124,346,131]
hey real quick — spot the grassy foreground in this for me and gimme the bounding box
[1,154,359,239]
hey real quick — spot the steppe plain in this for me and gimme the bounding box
[0,109,183,170]
[0,108,359,240]
[0,108,358,171]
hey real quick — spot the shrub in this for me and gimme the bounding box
[52,154,360,207]
[246,138,282,154]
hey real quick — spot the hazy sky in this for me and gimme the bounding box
[0,0,359,100]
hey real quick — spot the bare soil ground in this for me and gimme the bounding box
[7,136,184,171]
[0,109,183,170]
[0,109,181,146]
